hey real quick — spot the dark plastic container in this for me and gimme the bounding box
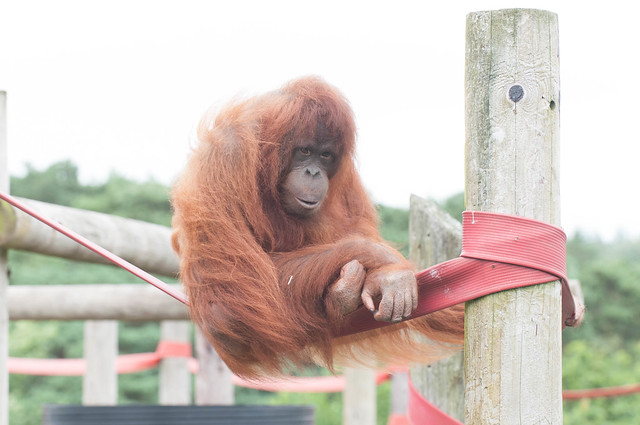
[42,405,315,425]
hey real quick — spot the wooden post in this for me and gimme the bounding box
[464,9,562,424]
[159,321,192,404]
[389,372,409,418]
[408,195,464,420]
[343,368,376,425]
[0,90,9,425]
[195,328,234,405]
[83,321,118,405]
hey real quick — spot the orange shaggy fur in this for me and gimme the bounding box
[171,77,464,378]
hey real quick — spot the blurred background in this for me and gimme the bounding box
[2,1,639,424]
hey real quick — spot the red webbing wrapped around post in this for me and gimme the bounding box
[380,211,582,425]
[339,211,583,337]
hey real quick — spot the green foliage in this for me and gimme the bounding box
[10,161,84,206]
[438,191,464,222]
[564,235,640,347]
[563,341,640,425]
[561,233,640,423]
[9,321,84,425]
[10,161,172,226]
[8,250,142,286]
[566,232,603,276]
[72,175,172,226]
[572,261,640,343]
[377,205,410,256]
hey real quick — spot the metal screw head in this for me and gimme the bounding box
[509,85,524,103]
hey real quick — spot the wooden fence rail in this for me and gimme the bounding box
[0,197,179,277]
[8,284,188,321]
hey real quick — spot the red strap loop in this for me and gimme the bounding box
[340,211,583,337]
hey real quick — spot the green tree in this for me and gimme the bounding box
[439,191,464,222]
[378,205,410,256]
[72,174,172,226]
[10,161,85,205]
[563,341,640,425]
[563,258,640,347]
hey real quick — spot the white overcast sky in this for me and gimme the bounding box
[1,1,638,240]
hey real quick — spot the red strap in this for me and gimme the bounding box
[339,211,583,337]
[156,340,192,358]
[388,414,411,425]
[563,383,640,399]
[7,341,194,376]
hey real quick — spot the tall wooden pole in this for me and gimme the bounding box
[83,321,118,405]
[195,329,235,405]
[464,9,562,424]
[343,368,376,425]
[0,91,8,425]
[159,321,192,404]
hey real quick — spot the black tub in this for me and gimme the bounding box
[42,405,315,425]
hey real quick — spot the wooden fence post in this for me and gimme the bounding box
[83,321,118,405]
[0,90,9,425]
[389,372,409,419]
[408,195,464,420]
[195,328,234,405]
[159,320,192,404]
[343,368,376,425]
[464,9,562,424]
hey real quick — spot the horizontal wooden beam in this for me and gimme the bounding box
[8,284,189,321]
[0,197,178,277]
